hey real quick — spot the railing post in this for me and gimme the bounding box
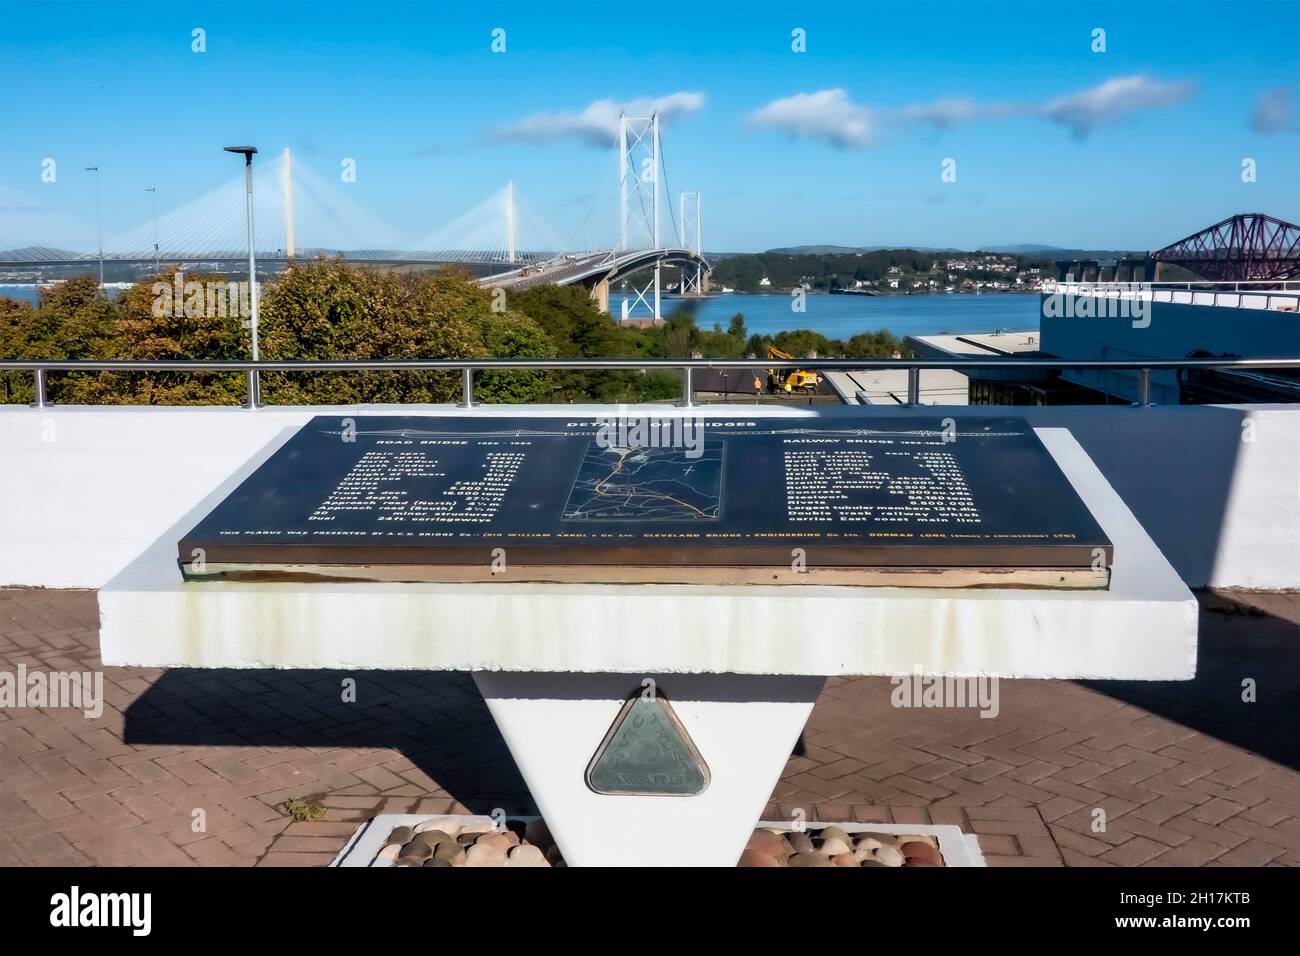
[461,367,475,408]
[681,366,694,407]
[243,369,260,409]
[1135,367,1152,407]
[30,368,48,409]
[906,366,920,406]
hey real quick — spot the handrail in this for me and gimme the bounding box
[3,355,1298,411]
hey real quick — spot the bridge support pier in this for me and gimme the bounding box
[589,277,610,315]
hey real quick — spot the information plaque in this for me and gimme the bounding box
[178,415,1112,589]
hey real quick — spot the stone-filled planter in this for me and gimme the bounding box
[743,820,984,867]
[332,814,985,867]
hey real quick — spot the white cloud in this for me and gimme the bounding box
[748,89,877,148]
[749,75,1196,148]
[895,97,1024,129]
[1250,86,1297,133]
[1044,74,1196,139]
[487,92,705,147]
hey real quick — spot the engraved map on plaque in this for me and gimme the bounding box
[562,440,723,522]
[178,416,1113,589]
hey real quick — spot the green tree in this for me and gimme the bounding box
[257,259,481,404]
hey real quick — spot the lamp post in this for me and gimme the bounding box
[223,146,259,406]
[145,186,158,272]
[85,166,103,289]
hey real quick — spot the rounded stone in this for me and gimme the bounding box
[392,856,423,867]
[524,819,553,848]
[465,843,508,867]
[459,821,496,836]
[475,832,515,853]
[746,829,789,858]
[873,845,905,867]
[862,832,900,850]
[819,836,852,857]
[859,860,887,867]
[831,853,858,867]
[398,841,433,862]
[385,826,414,846]
[788,832,815,854]
[819,826,853,846]
[545,844,565,866]
[898,834,938,849]
[411,829,452,849]
[901,841,943,866]
[903,859,941,867]
[738,849,781,868]
[423,857,453,867]
[375,843,401,863]
[508,844,551,867]
[415,819,460,837]
[433,841,466,865]
[788,852,834,868]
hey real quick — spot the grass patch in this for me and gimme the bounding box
[284,798,327,823]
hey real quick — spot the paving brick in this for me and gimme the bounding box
[1099,836,1170,866]
[1213,839,1286,867]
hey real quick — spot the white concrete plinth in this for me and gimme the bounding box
[99,428,1197,680]
[474,672,824,867]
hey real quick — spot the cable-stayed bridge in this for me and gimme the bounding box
[1,116,709,321]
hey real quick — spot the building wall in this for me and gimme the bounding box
[0,402,1296,591]
[1039,294,1300,403]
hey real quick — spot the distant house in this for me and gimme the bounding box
[888,279,900,289]
[758,276,771,287]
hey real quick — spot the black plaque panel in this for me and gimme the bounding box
[178,415,1112,583]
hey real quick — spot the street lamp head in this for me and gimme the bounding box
[223,146,258,165]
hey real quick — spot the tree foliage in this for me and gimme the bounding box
[1,260,910,406]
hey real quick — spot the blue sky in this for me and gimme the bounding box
[1,0,1297,253]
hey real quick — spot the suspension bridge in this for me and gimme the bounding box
[0,115,709,322]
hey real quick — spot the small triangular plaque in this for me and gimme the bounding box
[585,689,710,796]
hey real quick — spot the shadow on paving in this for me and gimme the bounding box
[122,669,537,814]
[1078,592,1299,770]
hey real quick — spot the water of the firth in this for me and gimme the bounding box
[662,292,1039,339]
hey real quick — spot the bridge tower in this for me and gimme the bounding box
[680,191,703,296]
[505,180,517,265]
[618,113,661,322]
[282,147,295,258]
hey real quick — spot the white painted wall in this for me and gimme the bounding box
[1,401,1296,590]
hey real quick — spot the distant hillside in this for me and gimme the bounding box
[978,243,1146,258]
[761,242,1147,258]
[767,244,958,255]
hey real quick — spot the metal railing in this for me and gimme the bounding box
[3,356,1298,410]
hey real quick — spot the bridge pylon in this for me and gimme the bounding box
[679,191,704,296]
[618,112,662,323]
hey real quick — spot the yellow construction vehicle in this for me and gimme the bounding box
[766,344,821,393]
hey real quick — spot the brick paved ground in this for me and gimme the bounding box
[1,587,1296,867]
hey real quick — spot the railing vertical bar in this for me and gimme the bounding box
[31,368,48,409]
[906,367,920,406]
[244,369,260,409]
[681,366,694,407]
[461,367,474,408]
[1136,368,1152,407]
